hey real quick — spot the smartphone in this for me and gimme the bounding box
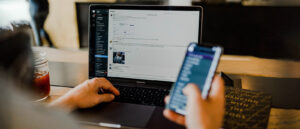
[167,43,223,115]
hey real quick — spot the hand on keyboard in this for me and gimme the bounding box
[50,78,120,112]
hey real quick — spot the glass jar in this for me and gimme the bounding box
[33,51,50,101]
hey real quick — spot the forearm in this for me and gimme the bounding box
[48,94,77,112]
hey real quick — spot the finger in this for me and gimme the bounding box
[183,83,203,102]
[183,84,204,119]
[164,96,170,104]
[93,78,120,95]
[97,94,115,103]
[163,109,186,126]
[208,75,225,101]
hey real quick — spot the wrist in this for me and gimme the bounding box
[49,94,77,112]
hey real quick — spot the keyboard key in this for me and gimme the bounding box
[113,85,169,106]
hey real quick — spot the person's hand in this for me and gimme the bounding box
[49,78,120,112]
[163,75,225,129]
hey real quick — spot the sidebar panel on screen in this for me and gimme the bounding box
[91,9,109,77]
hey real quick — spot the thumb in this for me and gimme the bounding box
[97,94,115,103]
[183,83,203,103]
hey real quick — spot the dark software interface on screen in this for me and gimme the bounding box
[90,9,200,82]
[169,46,216,113]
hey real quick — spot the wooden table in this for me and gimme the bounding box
[35,47,300,129]
[48,86,300,129]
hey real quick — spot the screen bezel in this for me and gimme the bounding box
[89,4,203,88]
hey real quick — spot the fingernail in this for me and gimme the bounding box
[184,83,193,90]
[183,86,188,93]
[163,110,168,116]
[218,72,222,76]
[110,94,115,99]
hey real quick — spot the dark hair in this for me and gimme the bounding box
[0,30,34,88]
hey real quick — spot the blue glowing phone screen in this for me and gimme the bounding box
[168,43,219,115]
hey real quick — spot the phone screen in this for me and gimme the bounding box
[168,43,222,115]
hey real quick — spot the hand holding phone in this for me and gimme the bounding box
[164,75,225,129]
[167,43,222,115]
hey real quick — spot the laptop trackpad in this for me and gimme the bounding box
[73,102,155,128]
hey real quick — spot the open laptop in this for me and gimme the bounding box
[73,4,203,129]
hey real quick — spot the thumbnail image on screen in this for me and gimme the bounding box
[113,52,125,64]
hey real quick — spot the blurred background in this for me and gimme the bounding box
[0,0,300,61]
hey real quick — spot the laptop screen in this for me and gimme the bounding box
[89,5,202,83]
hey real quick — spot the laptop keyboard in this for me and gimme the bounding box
[113,85,170,107]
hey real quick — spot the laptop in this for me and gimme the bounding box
[73,4,203,129]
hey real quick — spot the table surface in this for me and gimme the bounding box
[35,47,300,129]
[48,86,300,129]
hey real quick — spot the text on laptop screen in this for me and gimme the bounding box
[92,9,200,82]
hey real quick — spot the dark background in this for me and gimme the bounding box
[201,4,300,61]
[76,2,300,61]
